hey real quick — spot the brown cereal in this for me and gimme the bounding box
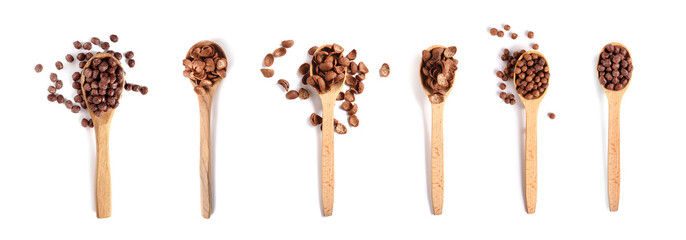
[341,100,352,111]
[348,103,358,115]
[298,88,310,99]
[306,43,348,94]
[308,46,318,55]
[379,63,390,77]
[264,54,274,67]
[298,63,310,75]
[344,90,355,102]
[281,40,294,48]
[334,122,347,134]
[261,68,275,78]
[358,62,369,74]
[514,52,550,99]
[597,43,632,91]
[286,90,299,99]
[310,113,322,126]
[183,43,228,94]
[346,49,357,60]
[348,115,359,127]
[274,47,287,57]
[277,79,289,91]
[420,46,458,104]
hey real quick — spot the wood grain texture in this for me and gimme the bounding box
[195,81,221,219]
[93,115,113,219]
[198,93,213,219]
[430,102,445,215]
[320,90,337,217]
[606,92,624,212]
[523,101,540,214]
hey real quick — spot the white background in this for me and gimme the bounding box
[0,0,684,239]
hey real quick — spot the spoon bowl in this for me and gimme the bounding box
[513,51,549,103]
[597,42,632,212]
[310,44,346,217]
[309,44,346,95]
[186,41,227,95]
[80,52,126,218]
[81,53,126,119]
[185,40,227,219]
[419,45,455,215]
[598,42,632,93]
[420,45,454,99]
[513,50,549,214]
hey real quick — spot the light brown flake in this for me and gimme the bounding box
[274,47,287,57]
[358,62,369,74]
[264,53,274,67]
[335,122,347,134]
[344,90,355,102]
[286,90,299,99]
[379,63,390,77]
[348,115,359,127]
[281,40,294,48]
[261,68,274,78]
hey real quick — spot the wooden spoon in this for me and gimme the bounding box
[310,44,346,217]
[598,42,632,212]
[185,41,227,219]
[80,53,126,218]
[419,45,454,215]
[513,51,549,214]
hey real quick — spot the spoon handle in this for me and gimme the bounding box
[198,94,213,219]
[430,103,445,215]
[524,105,539,214]
[94,122,112,218]
[321,97,335,217]
[608,99,622,211]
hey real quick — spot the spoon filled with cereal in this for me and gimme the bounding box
[597,42,633,212]
[80,53,126,218]
[419,45,458,215]
[182,41,228,219]
[513,51,550,214]
[306,43,347,216]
